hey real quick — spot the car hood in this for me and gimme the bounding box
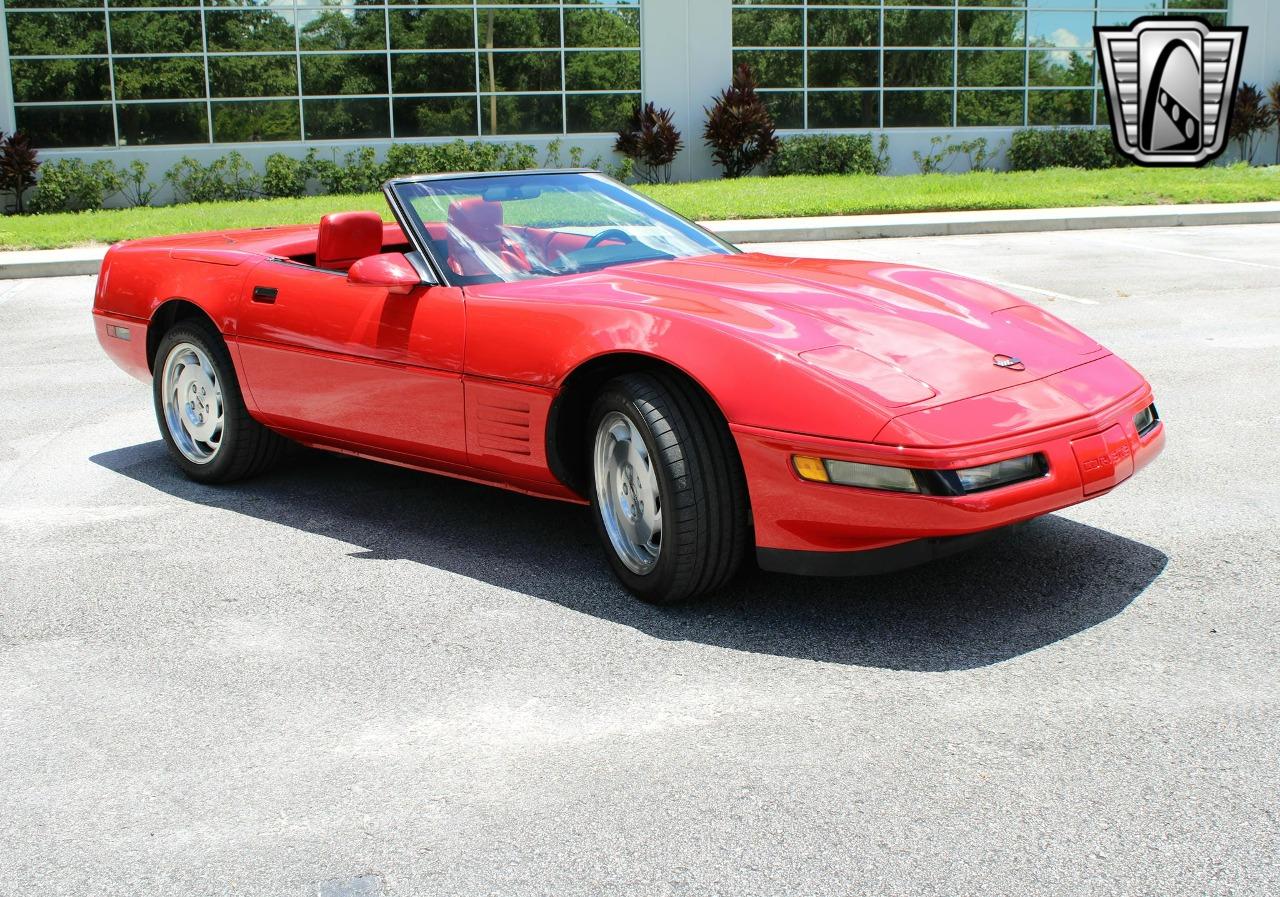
[583,252,1109,412]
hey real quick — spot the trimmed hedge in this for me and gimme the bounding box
[769,134,889,177]
[1008,128,1129,171]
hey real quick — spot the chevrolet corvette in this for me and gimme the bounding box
[93,169,1164,603]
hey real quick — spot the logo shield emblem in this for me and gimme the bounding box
[1095,17,1247,167]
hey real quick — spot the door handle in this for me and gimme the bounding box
[252,286,278,304]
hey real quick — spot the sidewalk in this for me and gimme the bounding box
[4,200,1280,279]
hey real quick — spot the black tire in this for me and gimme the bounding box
[152,318,289,484]
[587,372,750,604]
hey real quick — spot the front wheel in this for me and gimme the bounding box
[588,373,750,604]
[153,319,289,484]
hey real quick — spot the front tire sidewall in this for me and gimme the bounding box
[588,389,681,603]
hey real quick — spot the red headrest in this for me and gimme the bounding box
[316,211,383,271]
[448,198,504,247]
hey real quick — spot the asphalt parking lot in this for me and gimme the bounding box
[2,223,1278,896]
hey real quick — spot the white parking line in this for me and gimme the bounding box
[982,277,1099,306]
[1091,239,1280,271]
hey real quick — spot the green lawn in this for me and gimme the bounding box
[2,164,1277,251]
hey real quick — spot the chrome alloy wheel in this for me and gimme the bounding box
[593,410,663,575]
[160,341,225,464]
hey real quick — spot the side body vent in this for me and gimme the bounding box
[464,378,558,484]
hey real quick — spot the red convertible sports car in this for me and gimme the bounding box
[93,169,1164,603]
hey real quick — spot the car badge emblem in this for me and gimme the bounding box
[1095,17,1247,167]
[993,355,1025,371]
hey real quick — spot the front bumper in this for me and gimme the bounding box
[732,376,1164,571]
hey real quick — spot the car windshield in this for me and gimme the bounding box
[389,171,735,286]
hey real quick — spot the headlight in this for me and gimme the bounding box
[1134,403,1159,436]
[793,452,1046,495]
[793,456,920,493]
[955,454,1044,493]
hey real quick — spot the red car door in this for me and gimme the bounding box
[234,258,468,465]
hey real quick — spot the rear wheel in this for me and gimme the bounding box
[588,373,749,604]
[153,319,288,484]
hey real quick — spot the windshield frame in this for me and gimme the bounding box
[383,169,739,288]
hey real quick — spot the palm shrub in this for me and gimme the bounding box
[704,64,779,179]
[615,102,684,183]
[0,132,40,214]
[1267,80,1280,165]
[1228,82,1275,164]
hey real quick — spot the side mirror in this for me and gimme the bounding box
[347,252,422,295]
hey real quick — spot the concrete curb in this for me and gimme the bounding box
[707,201,1280,244]
[3,201,1280,279]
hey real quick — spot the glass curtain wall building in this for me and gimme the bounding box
[0,0,1260,176]
[732,1,1229,132]
[3,1,642,148]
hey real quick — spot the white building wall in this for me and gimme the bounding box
[1231,0,1280,164]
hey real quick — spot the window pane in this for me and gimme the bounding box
[393,96,477,137]
[1029,49,1093,87]
[391,52,476,94]
[883,90,952,127]
[958,89,1024,126]
[1027,11,1092,48]
[959,49,1025,87]
[483,9,560,49]
[14,104,114,149]
[117,101,209,145]
[205,9,296,52]
[304,97,391,139]
[733,50,802,89]
[959,10,1025,48]
[807,9,878,48]
[10,58,110,103]
[733,8,802,47]
[299,6,387,51]
[808,91,878,129]
[478,94,563,135]
[567,92,636,133]
[566,50,640,92]
[564,8,640,48]
[1029,89,1093,125]
[110,10,201,53]
[301,54,389,96]
[6,11,107,56]
[8,0,106,7]
[808,50,878,89]
[113,57,206,100]
[760,91,803,129]
[212,100,301,142]
[884,50,953,88]
[209,55,298,98]
[478,51,561,93]
[389,9,474,51]
[884,9,953,48]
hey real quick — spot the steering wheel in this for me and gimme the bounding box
[584,228,635,249]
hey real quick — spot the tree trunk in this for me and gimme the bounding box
[486,11,498,136]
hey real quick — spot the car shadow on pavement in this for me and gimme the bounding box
[92,442,1168,672]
